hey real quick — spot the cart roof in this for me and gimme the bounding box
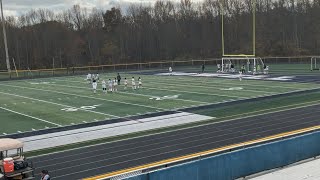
[0,138,23,151]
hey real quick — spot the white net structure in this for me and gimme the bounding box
[311,57,320,71]
[219,57,268,75]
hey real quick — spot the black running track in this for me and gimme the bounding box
[31,104,320,180]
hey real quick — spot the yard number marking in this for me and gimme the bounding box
[149,95,180,101]
[221,87,243,91]
[61,105,101,112]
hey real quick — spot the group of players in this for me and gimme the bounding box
[86,73,142,94]
[217,63,269,75]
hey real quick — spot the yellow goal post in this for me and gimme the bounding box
[220,0,256,57]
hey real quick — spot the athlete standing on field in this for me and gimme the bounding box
[124,78,128,90]
[113,78,118,92]
[132,77,136,90]
[108,79,113,92]
[102,80,107,93]
[169,67,173,75]
[138,77,142,88]
[239,71,243,81]
[117,73,121,85]
[92,79,98,93]
[201,64,205,73]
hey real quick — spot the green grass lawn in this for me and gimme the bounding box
[0,71,319,135]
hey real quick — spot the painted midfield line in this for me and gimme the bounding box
[124,74,307,89]
[0,91,120,118]
[49,78,241,98]
[146,81,276,94]
[0,84,165,111]
[0,106,61,126]
[42,82,209,105]
[51,77,274,96]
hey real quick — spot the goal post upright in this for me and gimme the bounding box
[311,56,320,71]
[220,0,256,58]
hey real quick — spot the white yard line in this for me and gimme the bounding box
[49,78,240,98]
[47,79,242,98]
[41,83,209,105]
[55,77,273,94]
[0,84,165,111]
[0,106,61,126]
[143,86,241,98]
[146,81,276,94]
[127,74,311,90]
[0,91,120,118]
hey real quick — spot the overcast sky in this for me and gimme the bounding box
[3,0,204,17]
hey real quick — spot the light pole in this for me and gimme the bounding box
[0,0,11,74]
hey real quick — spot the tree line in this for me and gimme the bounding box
[0,0,320,70]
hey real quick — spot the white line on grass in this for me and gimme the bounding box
[43,83,209,105]
[50,78,242,98]
[146,81,276,94]
[0,84,165,111]
[144,86,241,98]
[0,91,120,118]
[0,106,61,126]
[30,99,320,159]
[133,73,311,89]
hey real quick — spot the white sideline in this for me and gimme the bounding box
[0,91,120,118]
[50,78,239,98]
[0,106,61,126]
[42,82,209,104]
[0,83,165,110]
[19,112,212,152]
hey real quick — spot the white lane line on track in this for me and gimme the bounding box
[0,91,120,118]
[29,100,320,162]
[33,106,320,167]
[0,84,165,111]
[0,106,61,126]
[45,117,320,178]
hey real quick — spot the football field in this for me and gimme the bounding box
[0,72,319,135]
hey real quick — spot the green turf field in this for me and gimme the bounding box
[0,71,319,135]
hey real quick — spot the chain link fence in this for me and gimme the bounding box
[0,56,317,81]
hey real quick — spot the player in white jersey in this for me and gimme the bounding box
[86,73,92,84]
[138,77,142,88]
[108,79,113,92]
[113,78,118,92]
[264,64,269,74]
[239,71,243,81]
[102,80,107,93]
[217,64,221,73]
[124,78,128,90]
[169,67,173,75]
[92,79,98,93]
[96,73,100,82]
[132,77,136,90]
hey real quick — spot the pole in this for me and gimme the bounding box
[12,57,18,77]
[221,0,225,56]
[52,57,55,76]
[0,0,10,74]
[252,0,256,56]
